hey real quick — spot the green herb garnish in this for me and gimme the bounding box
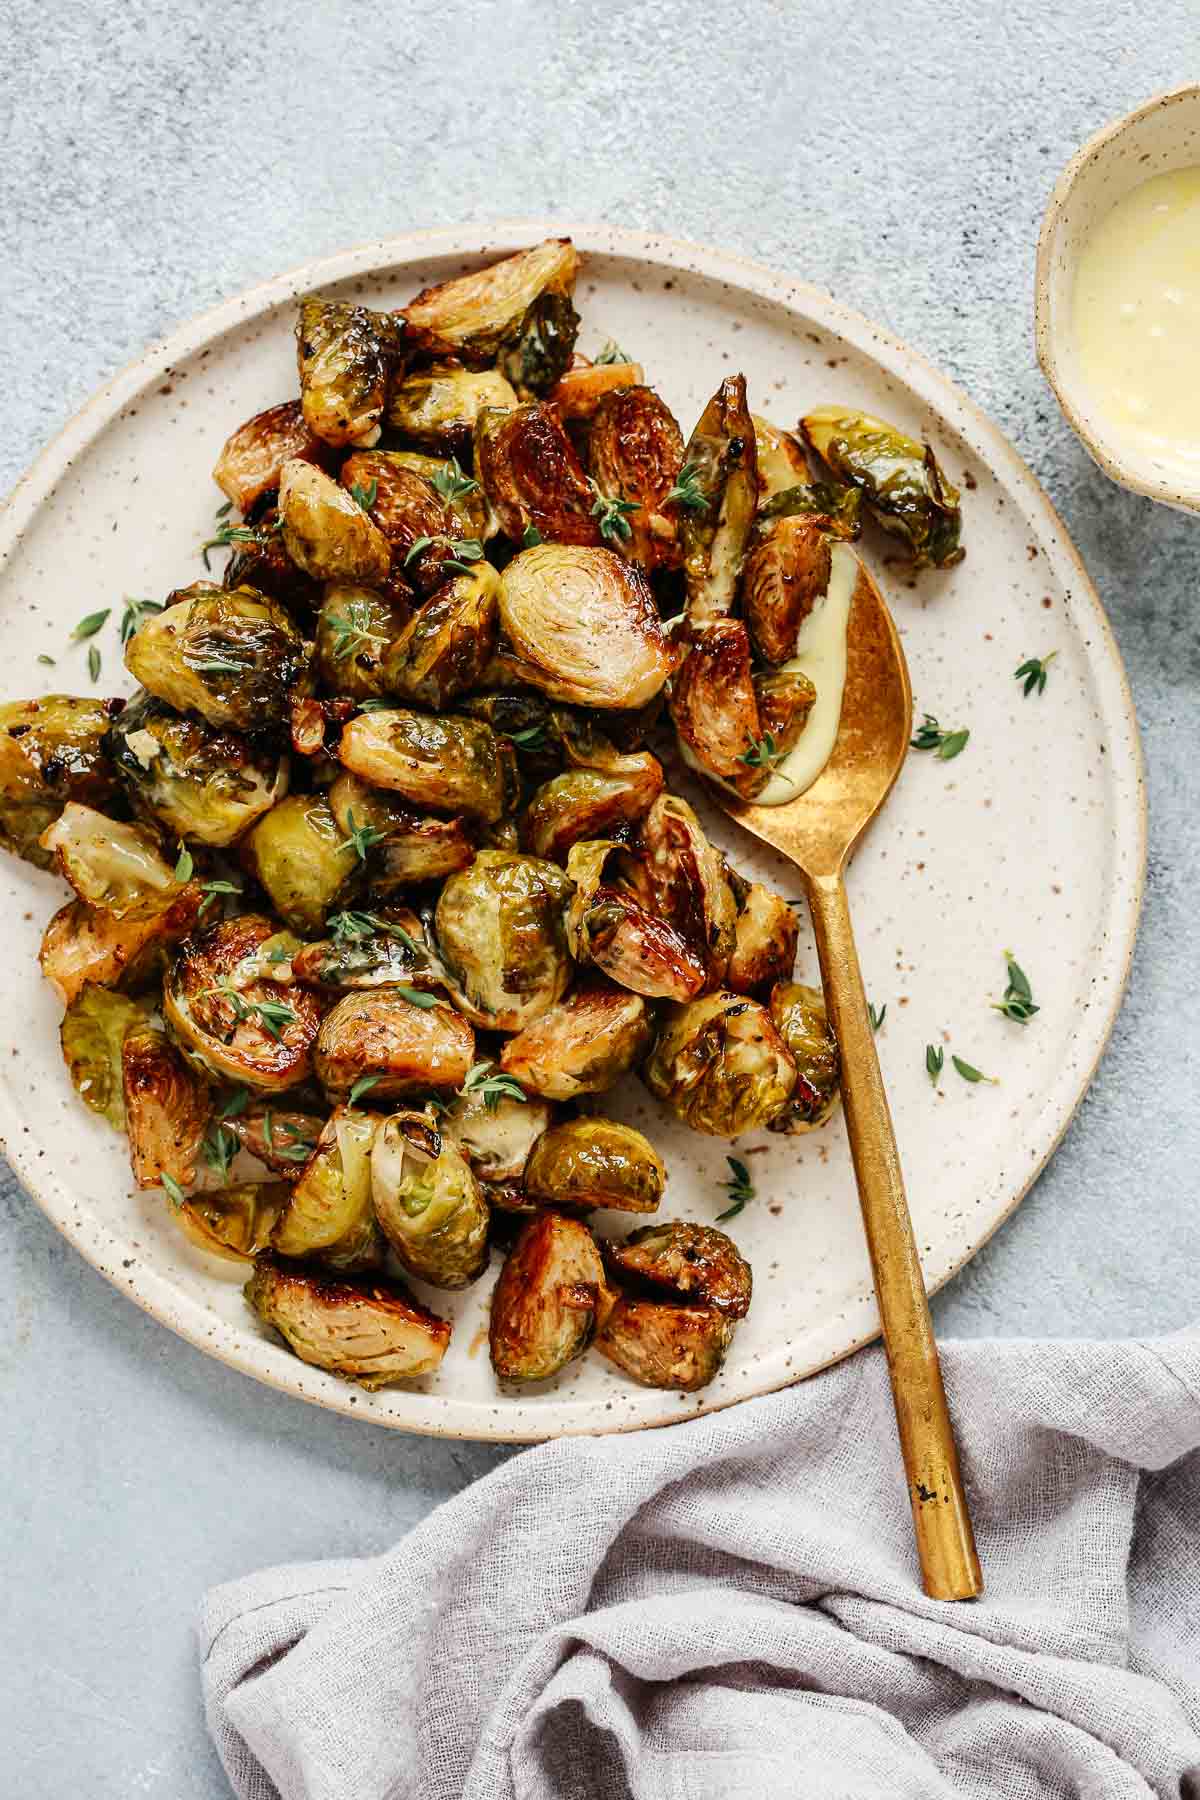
[590,485,639,544]
[868,1001,886,1032]
[666,460,708,513]
[521,524,543,548]
[951,1055,997,1084]
[161,1173,186,1209]
[430,459,480,503]
[326,599,387,663]
[993,951,1039,1024]
[404,534,483,575]
[174,845,194,881]
[87,645,101,683]
[203,979,297,1041]
[120,596,165,643]
[199,523,276,571]
[593,339,631,365]
[716,1155,753,1222]
[36,653,56,667]
[348,1074,382,1107]
[737,732,792,779]
[335,809,385,864]
[925,1044,944,1086]
[1014,653,1057,698]
[348,478,378,513]
[71,608,110,641]
[459,1062,526,1111]
[202,1119,238,1181]
[911,714,969,760]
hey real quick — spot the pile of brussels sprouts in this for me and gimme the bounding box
[1,239,962,1395]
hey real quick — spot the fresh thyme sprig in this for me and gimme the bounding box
[504,723,547,750]
[430,459,480,503]
[326,910,423,958]
[202,1118,238,1181]
[1014,653,1057,698]
[120,595,165,643]
[593,339,631,365]
[868,1001,887,1032]
[174,845,194,881]
[993,951,1039,1023]
[666,460,708,513]
[925,1044,944,1086]
[716,1155,754,1222]
[911,714,969,760]
[326,599,387,662]
[198,520,280,571]
[336,809,386,863]
[590,485,639,544]
[202,978,297,1041]
[404,534,483,576]
[348,477,378,513]
[738,732,792,780]
[459,1062,527,1112]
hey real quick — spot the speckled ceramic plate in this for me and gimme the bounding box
[0,224,1145,1440]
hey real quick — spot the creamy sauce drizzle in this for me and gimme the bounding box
[1072,167,1200,473]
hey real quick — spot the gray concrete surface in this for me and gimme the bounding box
[1,4,1197,1794]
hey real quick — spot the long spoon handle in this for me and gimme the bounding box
[805,867,982,1601]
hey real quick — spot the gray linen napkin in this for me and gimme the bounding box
[200,1327,1200,1800]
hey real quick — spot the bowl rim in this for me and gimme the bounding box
[1034,80,1200,512]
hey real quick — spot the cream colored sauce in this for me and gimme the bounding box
[1072,166,1200,472]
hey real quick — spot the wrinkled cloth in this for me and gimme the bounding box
[200,1328,1200,1800]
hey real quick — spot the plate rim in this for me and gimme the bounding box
[0,220,1147,1440]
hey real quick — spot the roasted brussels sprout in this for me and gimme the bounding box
[403,238,579,386]
[644,990,797,1137]
[163,913,325,1091]
[213,399,331,512]
[752,414,809,501]
[121,1020,210,1189]
[522,753,663,864]
[39,887,203,1005]
[602,1221,752,1318]
[313,987,474,1101]
[111,692,288,847]
[370,1111,490,1288]
[335,451,470,594]
[585,386,684,571]
[315,583,411,699]
[595,1298,733,1391]
[60,984,144,1129]
[337,708,508,824]
[565,838,706,1002]
[676,374,758,621]
[439,1076,553,1183]
[498,546,670,710]
[500,978,651,1101]
[41,803,183,919]
[760,480,862,540]
[327,771,475,889]
[278,459,391,586]
[386,365,518,453]
[370,449,490,542]
[245,1258,451,1388]
[489,1210,610,1382]
[380,564,500,708]
[272,1106,383,1271]
[635,794,738,990]
[226,1103,324,1174]
[296,298,404,449]
[434,849,572,1031]
[475,403,600,545]
[241,795,359,936]
[290,907,443,992]
[0,696,119,868]
[175,1183,290,1262]
[754,668,818,759]
[800,407,964,569]
[525,1117,665,1214]
[669,620,814,800]
[221,503,325,616]
[767,980,841,1133]
[725,880,798,996]
[550,359,645,419]
[125,582,310,732]
[740,516,832,666]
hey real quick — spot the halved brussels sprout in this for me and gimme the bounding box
[226,1103,325,1174]
[752,414,808,501]
[635,794,738,989]
[272,1106,383,1271]
[475,403,600,544]
[0,696,120,868]
[296,298,404,448]
[760,480,862,540]
[602,1221,752,1319]
[741,516,832,666]
[125,582,310,732]
[213,399,331,512]
[373,449,490,542]
[498,546,670,710]
[499,978,651,1100]
[241,795,359,936]
[767,980,841,1133]
[387,365,518,453]
[550,360,645,419]
[39,887,204,1005]
[403,238,579,381]
[121,1020,210,1189]
[290,907,443,992]
[800,407,964,569]
[60,984,144,1128]
[175,1183,291,1262]
[380,564,500,708]
[644,990,797,1137]
[676,374,759,621]
[336,451,469,595]
[163,913,325,1091]
[315,583,411,700]
[246,1258,451,1388]
[489,1210,610,1382]
[313,987,475,1101]
[434,849,571,1031]
[222,503,325,616]
[278,460,392,585]
[370,1111,490,1288]
[669,620,814,800]
[337,708,508,824]
[595,1298,733,1391]
[327,771,475,888]
[522,753,663,864]
[754,669,817,761]
[725,880,798,996]
[41,803,183,919]
[565,839,706,1002]
[439,1077,553,1183]
[111,692,288,847]
[525,1117,665,1214]
[585,386,684,571]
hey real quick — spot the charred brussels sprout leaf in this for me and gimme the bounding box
[245,1258,451,1388]
[175,1183,291,1262]
[111,691,287,847]
[434,849,572,1031]
[296,298,405,449]
[380,563,500,708]
[676,374,759,620]
[498,546,670,710]
[595,1297,733,1391]
[800,408,964,569]
[370,1111,491,1288]
[760,480,862,540]
[313,987,475,1102]
[499,978,651,1101]
[121,1020,210,1189]
[403,237,578,372]
[163,913,324,1092]
[0,696,119,868]
[498,288,580,397]
[725,881,799,996]
[525,1117,665,1214]
[337,708,508,824]
[489,1210,610,1382]
[644,990,798,1137]
[315,583,410,699]
[242,795,359,936]
[565,838,707,1002]
[602,1221,752,1319]
[278,460,392,585]
[272,1107,383,1271]
[585,386,684,572]
[213,399,332,513]
[387,365,518,455]
[41,803,183,919]
[39,887,203,1006]
[767,980,841,1133]
[741,516,833,666]
[60,984,144,1129]
[124,582,309,732]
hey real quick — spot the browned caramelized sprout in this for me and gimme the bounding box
[644,990,797,1136]
[40,888,203,1005]
[60,985,145,1129]
[337,708,508,823]
[676,374,759,620]
[635,794,738,990]
[125,583,309,732]
[315,583,411,700]
[550,359,646,419]
[760,480,863,540]
[602,1221,752,1318]
[489,1210,610,1381]
[246,1258,451,1388]
[403,238,579,393]
[163,914,324,1092]
[290,907,443,993]
[370,1110,490,1288]
[800,407,964,569]
[278,459,392,585]
[221,504,324,615]
[41,803,184,919]
[296,298,404,449]
[565,838,707,1002]
[387,365,518,454]
[225,1104,324,1175]
[213,399,331,512]
[242,795,359,936]
[752,414,809,501]
[439,1077,553,1183]
[327,771,475,890]
[122,1019,210,1188]
[498,546,670,710]
[434,848,572,1030]
[725,879,798,996]
[313,987,474,1101]
[522,751,663,864]
[475,401,600,544]
[175,1183,291,1262]
[111,692,287,847]
[272,1106,383,1271]
[499,979,651,1100]
[595,1297,733,1391]
[767,980,841,1132]
[525,1117,665,1213]
[380,564,500,708]
[669,620,814,799]
[740,516,833,666]
[585,385,684,571]
[0,696,119,868]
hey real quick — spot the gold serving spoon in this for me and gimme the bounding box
[713,559,983,1602]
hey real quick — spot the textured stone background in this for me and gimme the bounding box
[2,4,1197,1793]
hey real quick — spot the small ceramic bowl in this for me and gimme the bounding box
[1035,83,1200,513]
